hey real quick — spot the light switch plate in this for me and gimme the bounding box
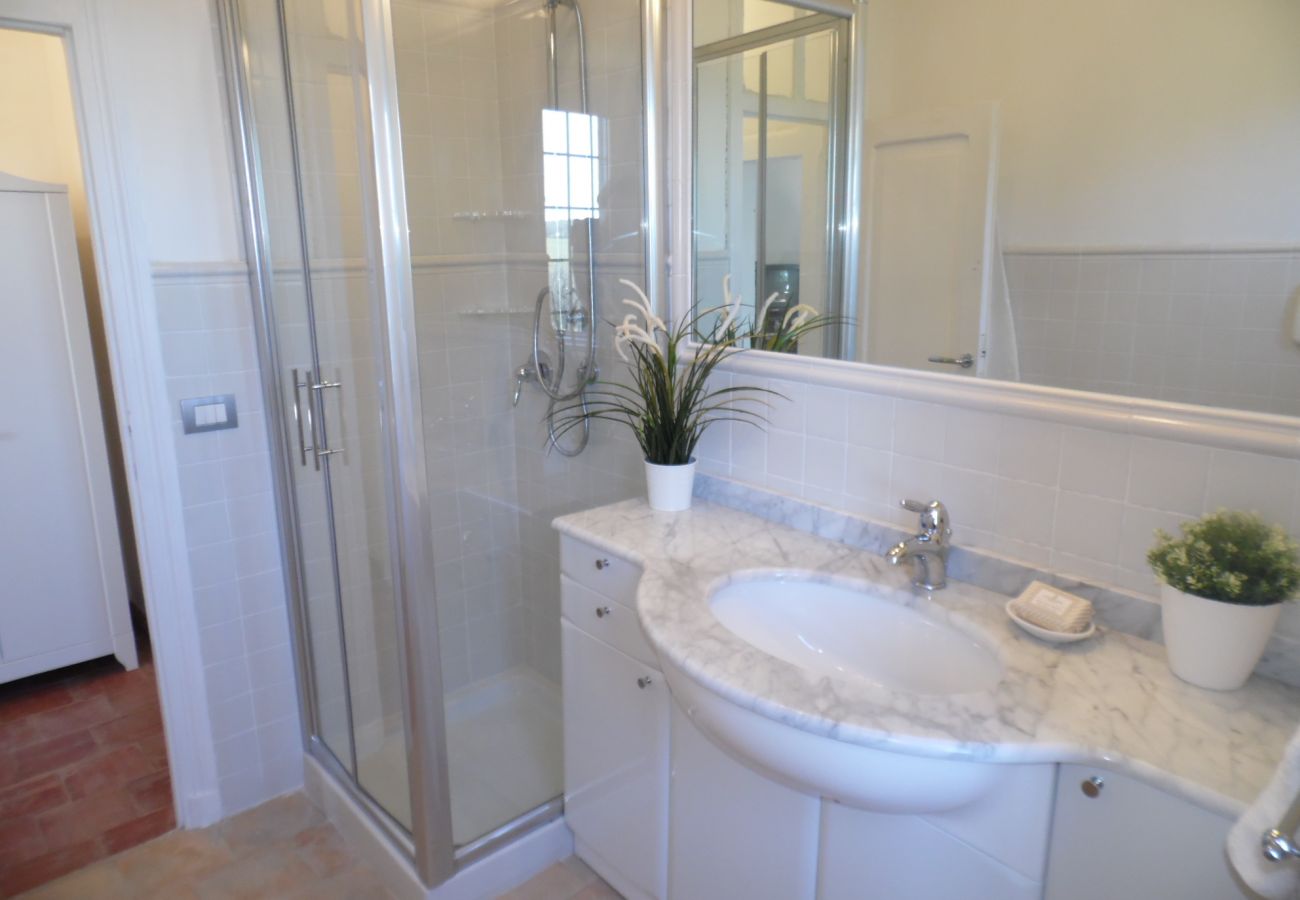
[181,394,239,434]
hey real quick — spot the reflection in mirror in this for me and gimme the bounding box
[692,2,850,358]
[689,0,1300,418]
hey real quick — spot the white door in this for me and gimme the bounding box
[562,621,669,900]
[860,105,998,375]
[0,173,134,681]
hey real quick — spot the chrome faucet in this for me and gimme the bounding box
[887,499,952,590]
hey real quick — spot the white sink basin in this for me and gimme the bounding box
[660,574,1010,814]
[710,576,1002,695]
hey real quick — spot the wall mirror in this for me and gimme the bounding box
[684,0,1300,421]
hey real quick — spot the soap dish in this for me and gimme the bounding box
[1005,601,1096,644]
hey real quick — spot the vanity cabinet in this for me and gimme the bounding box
[560,539,667,900]
[1044,765,1246,900]
[669,704,821,899]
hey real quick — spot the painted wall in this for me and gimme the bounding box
[95,0,244,262]
[864,0,1300,248]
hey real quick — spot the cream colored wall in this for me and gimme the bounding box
[0,30,93,292]
[864,0,1300,248]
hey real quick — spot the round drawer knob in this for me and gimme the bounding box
[595,558,611,570]
[1081,776,1104,798]
[637,676,653,689]
[595,606,611,618]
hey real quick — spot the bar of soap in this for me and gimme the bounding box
[1009,581,1094,634]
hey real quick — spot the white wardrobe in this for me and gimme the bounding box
[0,171,136,682]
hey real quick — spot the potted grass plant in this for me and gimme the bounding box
[1148,510,1300,690]
[554,276,836,511]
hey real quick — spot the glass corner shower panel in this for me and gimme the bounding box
[232,0,414,833]
[391,0,647,849]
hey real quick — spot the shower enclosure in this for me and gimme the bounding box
[217,0,657,884]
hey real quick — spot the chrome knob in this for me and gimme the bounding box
[595,558,611,570]
[595,606,611,618]
[1081,776,1104,798]
[637,676,653,689]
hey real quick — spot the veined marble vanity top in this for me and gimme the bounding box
[554,498,1300,817]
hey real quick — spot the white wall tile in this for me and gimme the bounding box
[1058,427,1130,499]
[996,416,1062,486]
[1127,438,1210,515]
[1205,450,1298,525]
[1053,492,1124,563]
[892,400,947,462]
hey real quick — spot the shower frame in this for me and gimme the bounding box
[215,0,669,889]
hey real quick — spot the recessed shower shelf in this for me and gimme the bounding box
[451,210,531,222]
[458,307,535,316]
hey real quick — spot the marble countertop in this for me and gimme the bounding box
[554,498,1300,817]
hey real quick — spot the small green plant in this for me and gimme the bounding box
[1147,510,1300,606]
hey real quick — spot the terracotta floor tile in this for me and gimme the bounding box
[102,675,160,717]
[216,793,325,854]
[101,807,175,856]
[0,839,101,897]
[61,743,154,801]
[90,705,162,746]
[36,787,142,848]
[110,829,234,892]
[0,816,49,864]
[0,686,75,724]
[28,696,118,744]
[12,858,131,900]
[0,775,67,819]
[9,731,98,785]
[191,849,319,900]
[124,768,172,814]
[291,822,355,878]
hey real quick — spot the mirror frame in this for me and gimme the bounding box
[656,0,1300,459]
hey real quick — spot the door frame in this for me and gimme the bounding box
[0,1,221,825]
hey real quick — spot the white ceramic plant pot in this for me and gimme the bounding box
[1160,583,1282,691]
[645,459,696,512]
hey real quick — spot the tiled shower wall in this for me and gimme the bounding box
[395,0,648,690]
[1006,249,1300,416]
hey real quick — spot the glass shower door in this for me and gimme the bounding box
[227,0,415,834]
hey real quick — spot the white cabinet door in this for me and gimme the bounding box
[669,703,820,900]
[1045,765,1247,899]
[562,620,669,900]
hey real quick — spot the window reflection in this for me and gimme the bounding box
[542,108,601,330]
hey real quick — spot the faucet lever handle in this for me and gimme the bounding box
[899,499,951,540]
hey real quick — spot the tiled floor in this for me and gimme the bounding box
[19,792,620,900]
[0,623,174,895]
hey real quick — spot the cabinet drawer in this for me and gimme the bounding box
[560,535,640,608]
[562,576,658,669]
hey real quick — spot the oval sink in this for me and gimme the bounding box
[711,576,1002,695]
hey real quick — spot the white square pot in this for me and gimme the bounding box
[1159,583,1282,691]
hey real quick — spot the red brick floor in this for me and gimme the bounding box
[0,623,174,897]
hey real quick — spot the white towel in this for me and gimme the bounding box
[1229,725,1300,899]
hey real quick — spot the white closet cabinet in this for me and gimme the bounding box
[0,173,135,683]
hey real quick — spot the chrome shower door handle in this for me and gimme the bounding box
[310,375,344,466]
[291,368,315,467]
[927,353,974,369]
